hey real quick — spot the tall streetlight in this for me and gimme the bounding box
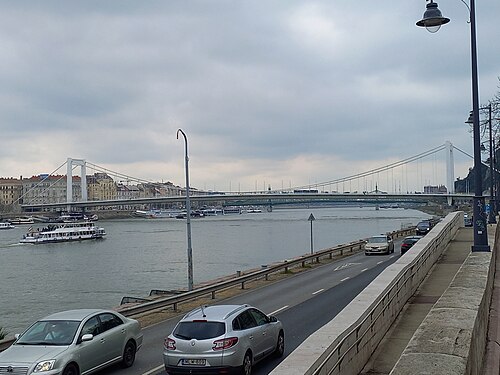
[466,104,496,224]
[417,0,490,251]
[177,129,194,290]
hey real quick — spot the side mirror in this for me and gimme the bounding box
[14,334,20,340]
[81,334,94,342]
[268,315,278,323]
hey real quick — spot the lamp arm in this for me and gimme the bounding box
[459,0,471,23]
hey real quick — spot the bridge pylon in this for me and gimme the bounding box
[66,158,87,211]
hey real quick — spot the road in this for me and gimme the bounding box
[106,240,404,375]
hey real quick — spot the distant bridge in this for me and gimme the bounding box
[21,192,473,212]
[19,141,481,212]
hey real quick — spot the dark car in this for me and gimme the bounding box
[464,214,473,227]
[415,220,432,235]
[401,235,423,255]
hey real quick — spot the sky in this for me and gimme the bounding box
[0,1,499,194]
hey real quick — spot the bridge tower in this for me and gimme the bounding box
[445,141,454,206]
[445,141,455,194]
[66,158,87,211]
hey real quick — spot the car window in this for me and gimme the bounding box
[248,309,269,326]
[80,316,101,337]
[99,313,124,333]
[368,237,386,243]
[235,310,258,330]
[16,320,79,346]
[174,321,225,340]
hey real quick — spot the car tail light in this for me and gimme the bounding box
[213,337,238,350]
[164,337,176,350]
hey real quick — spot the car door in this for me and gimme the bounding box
[235,310,265,359]
[97,313,126,363]
[76,316,104,373]
[248,308,275,356]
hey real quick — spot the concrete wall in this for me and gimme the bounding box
[270,211,464,375]
[390,224,496,375]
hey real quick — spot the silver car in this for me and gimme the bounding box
[163,304,284,375]
[0,309,143,375]
[364,234,394,255]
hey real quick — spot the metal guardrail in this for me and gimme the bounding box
[0,226,415,352]
[117,227,415,318]
[309,213,459,374]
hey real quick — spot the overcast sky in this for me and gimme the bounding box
[0,1,498,193]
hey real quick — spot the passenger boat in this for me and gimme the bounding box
[0,222,15,230]
[134,209,182,219]
[57,212,99,222]
[8,216,35,225]
[20,221,106,244]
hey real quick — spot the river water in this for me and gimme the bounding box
[0,207,430,334]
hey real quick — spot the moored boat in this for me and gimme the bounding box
[7,217,35,225]
[20,221,106,244]
[0,222,15,230]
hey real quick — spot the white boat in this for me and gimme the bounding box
[8,217,35,225]
[20,221,106,244]
[0,222,15,230]
[57,212,99,222]
[134,209,182,219]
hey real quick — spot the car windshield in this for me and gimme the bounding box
[417,222,430,228]
[16,320,80,346]
[368,237,386,244]
[404,239,418,244]
[174,321,225,340]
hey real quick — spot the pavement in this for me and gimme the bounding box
[360,223,499,375]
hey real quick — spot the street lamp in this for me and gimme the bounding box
[177,128,194,290]
[417,0,490,251]
[466,105,496,224]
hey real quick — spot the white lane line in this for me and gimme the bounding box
[312,288,324,295]
[341,277,350,282]
[269,305,289,315]
[142,364,164,375]
[361,268,369,272]
[377,261,384,265]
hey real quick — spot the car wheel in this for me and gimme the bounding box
[274,331,285,357]
[122,340,136,368]
[241,351,252,375]
[62,364,79,375]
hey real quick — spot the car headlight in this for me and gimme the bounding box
[34,360,55,372]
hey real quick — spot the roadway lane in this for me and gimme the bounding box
[104,239,405,375]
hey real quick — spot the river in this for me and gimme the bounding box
[0,206,430,334]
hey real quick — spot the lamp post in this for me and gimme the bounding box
[466,104,496,224]
[417,0,490,251]
[177,128,194,290]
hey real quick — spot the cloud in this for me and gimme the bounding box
[0,1,498,193]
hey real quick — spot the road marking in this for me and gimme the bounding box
[269,305,289,315]
[341,277,350,282]
[361,268,368,272]
[141,364,163,375]
[334,262,361,271]
[312,288,324,295]
[377,261,384,265]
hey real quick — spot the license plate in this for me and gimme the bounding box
[182,358,206,366]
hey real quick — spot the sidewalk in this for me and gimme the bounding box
[361,223,498,375]
[360,227,474,374]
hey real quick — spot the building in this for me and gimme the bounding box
[0,177,23,212]
[22,175,82,207]
[87,173,117,201]
[423,185,448,194]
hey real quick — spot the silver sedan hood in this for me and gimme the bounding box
[0,344,68,364]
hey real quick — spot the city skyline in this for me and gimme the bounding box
[0,2,498,193]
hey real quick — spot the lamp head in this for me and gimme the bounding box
[465,111,474,124]
[416,0,450,33]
